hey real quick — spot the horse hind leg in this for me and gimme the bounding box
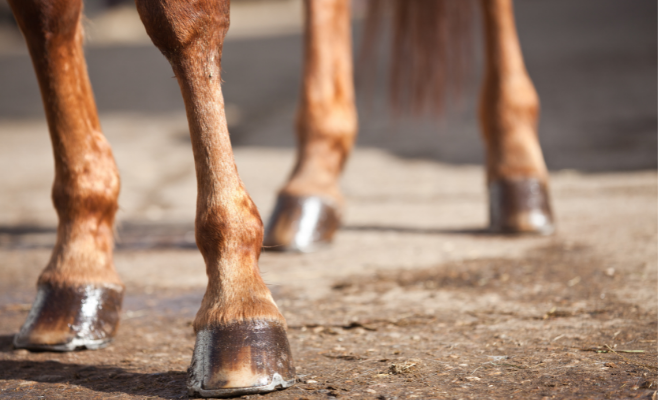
[135,0,294,396]
[8,0,124,351]
[263,0,357,252]
[479,0,555,234]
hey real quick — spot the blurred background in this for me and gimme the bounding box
[0,0,655,234]
[0,0,655,164]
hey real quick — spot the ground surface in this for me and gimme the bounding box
[0,151,656,400]
[0,0,656,399]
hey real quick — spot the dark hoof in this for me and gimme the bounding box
[489,178,555,234]
[263,193,340,252]
[187,320,295,398]
[13,283,123,352]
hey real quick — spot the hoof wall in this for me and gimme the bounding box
[489,178,555,235]
[187,321,295,398]
[263,193,340,252]
[188,373,294,398]
[13,283,123,352]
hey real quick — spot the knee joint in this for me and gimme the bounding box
[136,0,230,61]
[8,0,83,45]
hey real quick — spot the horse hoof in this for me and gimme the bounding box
[187,320,295,398]
[13,283,123,352]
[489,178,555,235]
[263,193,340,252]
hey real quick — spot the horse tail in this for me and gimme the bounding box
[362,0,476,115]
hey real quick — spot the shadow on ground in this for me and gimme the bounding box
[0,359,187,399]
[0,222,509,251]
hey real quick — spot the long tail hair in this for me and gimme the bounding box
[362,0,476,115]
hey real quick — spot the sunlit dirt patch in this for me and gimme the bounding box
[0,241,655,399]
[281,241,657,399]
[331,241,642,320]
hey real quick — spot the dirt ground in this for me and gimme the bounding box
[0,226,656,400]
[0,137,656,399]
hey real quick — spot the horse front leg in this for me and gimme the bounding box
[479,0,555,234]
[9,0,123,351]
[263,0,357,252]
[135,0,294,396]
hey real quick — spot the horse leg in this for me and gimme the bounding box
[135,0,294,396]
[9,0,123,351]
[479,0,554,234]
[263,0,357,252]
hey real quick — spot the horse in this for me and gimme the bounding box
[5,0,553,397]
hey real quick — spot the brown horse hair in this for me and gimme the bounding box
[362,0,476,115]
